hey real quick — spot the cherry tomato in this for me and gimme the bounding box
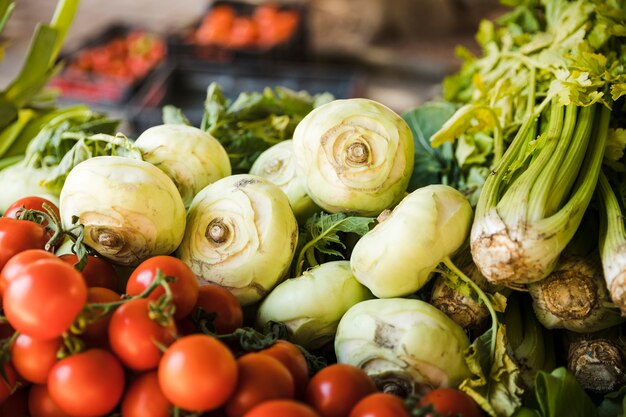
[126,256,199,320]
[226,352,295,417]
[108,298,177,371]
[0,217,49,271]
[11,334,61,384]
[259,340,308,398]
[243,400,321,417]
[81,286,120,348]
[121,371,172,417]
[59,254,118,290]
[0,387,29,416]
[194,284,243,334]
[349,393,410,417]
[158,334,237,411]
[28,384,74,417]
[417,388,484,417]
[0,249,57,295]
[0,362,18,404]
[4,197,60,225]
[47,349,125,417]
[306,364,377,417]
[3,259,87,340]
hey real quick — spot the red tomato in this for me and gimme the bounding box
[121,371,172,417]
[47,349,125,417]
[259,340,308,398]
[81,286,120,348]
[126,256,199,320]
[226,353,295,417]
[3,259,87,340]
[4,197,60,226]
[243,400,321,417]
[59,254,118,290]
[108,298,177,371]
[418,388,484,417]
[0,362,18,404]
[158,334,237,411]
[306,364,377,417]
[0,249,57,295]
[0,218,49,271]
[0,387,29,416]
[11,334,61,384]
[195,284,243,334]
[28,384,74,417]
[349,393,410,417]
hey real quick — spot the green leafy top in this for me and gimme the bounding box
[200,82,334,174]
[293,212,374,277]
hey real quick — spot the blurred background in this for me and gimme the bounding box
[0,0,502,133]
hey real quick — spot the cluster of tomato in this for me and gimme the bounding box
[69,31,167,81]
[0,196,483,417]
[192,4,300,50]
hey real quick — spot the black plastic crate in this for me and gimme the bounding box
[126,60,364,135]
[168,1,308,63]
[49,25,167,107]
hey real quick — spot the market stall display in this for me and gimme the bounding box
[0,0,626,417]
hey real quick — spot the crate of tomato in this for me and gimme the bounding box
[49,26,167,105]
[172,1,307,62]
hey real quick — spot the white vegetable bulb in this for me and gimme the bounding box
[292,98,414,216]
[59,156,186,266]
[249,140,319,222]
[135,124,231,207]
[350,184,472,298]
[176,174,298,305]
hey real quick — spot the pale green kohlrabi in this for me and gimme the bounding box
[249,140,319,223]
[59,156,186,266]
[176,174,298,305]
[335,298,471,393]
[0,163,59,213]
[292,98,414,216]
[350,184,473,298]
[256,260,372,349]
[135,124,231,207]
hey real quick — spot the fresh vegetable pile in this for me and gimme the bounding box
[1,0,626,417]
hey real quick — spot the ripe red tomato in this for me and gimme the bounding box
[349,393,409,417]
[121,371,172,417]
[28,384,74,417]
[158,334,238,411]
[126,256,199,320]
[11,334,61,384]
[259,340,308,398]
[59,254,118,290]
[81,286,120,348]
[0,387,29,417]
[194,284,243,334]
[47,349,125,417]
[417,388,484,417]
[108,298,177,371]
[306,364,377,417]
[4,197,60,224]
[0,217,50,271]
[0,362,18,404]
[3,259,87,340]
[0,249,57,295]
[243,400,321,417]
[226,353,295,417]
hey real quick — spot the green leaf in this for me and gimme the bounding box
[430,104,499,148]
[598,384,626,417]
[162,105,190,126]
[49,0,80,62]
[534,368,598,417]
[460,324,524,417]
[295,212,374,276]
[604,128,626,172]
[0,109,37,158]
[402,101,458,191]
[0,0,15,34]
